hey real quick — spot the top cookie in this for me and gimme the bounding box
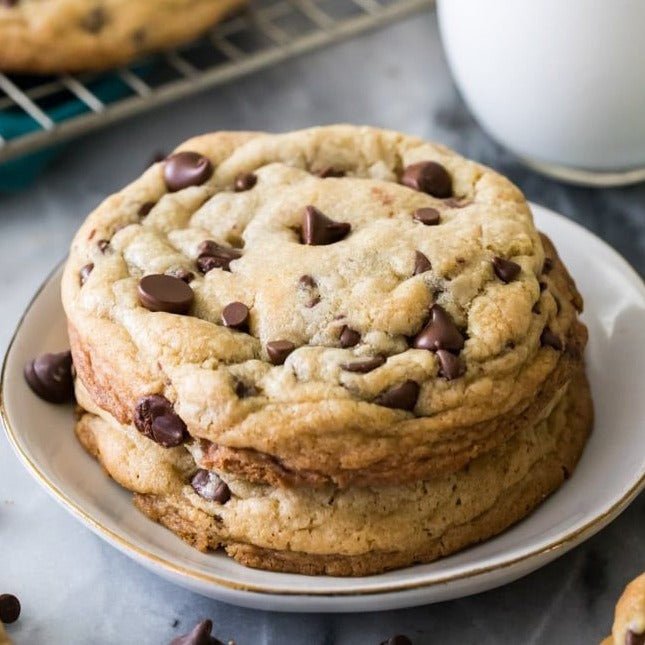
[62,125,585,486]
[0,0,243,73]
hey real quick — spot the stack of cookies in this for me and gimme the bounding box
[61,126,592,575]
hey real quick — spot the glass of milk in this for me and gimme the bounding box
[437,0,645,186]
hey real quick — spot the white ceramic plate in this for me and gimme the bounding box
[2,203,644,613]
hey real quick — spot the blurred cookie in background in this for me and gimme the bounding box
[0,0,246,73]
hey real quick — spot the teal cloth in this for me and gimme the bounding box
[0,71,141,192]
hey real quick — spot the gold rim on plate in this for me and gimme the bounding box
[1,259,644,598]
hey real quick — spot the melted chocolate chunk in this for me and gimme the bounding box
[436,349,463,380]
[492,257,521,283]
[196,240,242,273]
[134,394,188,448]
[375,381,419,411]
[401,161,452,198]
[191,470,231,504]
[24,351,74,404]
[164,152,213,192]
[301,205,351,245]
[138,274,194,314]
[412,304,464,352]
[266,340,296,365]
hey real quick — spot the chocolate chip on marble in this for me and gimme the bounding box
[401,161,452,198]
[134,394,188,448]
[380,636,412,645]
[339,326,360,348]
[314,166,345,178]
[492,256,521,283]
[97,239,109,253]
[138,274,194,314]
[138,201,155,217]
[626,630,645,645]
[24,351,74,404]
[222,302,250,331]
[0,594,20,624]
[436,349,463,380]
[167,267,195,284]
[540,327,563,351]
[341,356,385,373]
[375,381,419,412]
[301,205,351,245]
[412,304,464,352]
[234,172,257,192]
[196,240,242,273]
[414,251,432,275]
[266,340,295,365]
[79,263,94,285]
[412,207,440,226]
[542,257,554,273]
[80,7,107,33]
[169,619,224,645]
[164,152,213,192]
[190,470,231,504]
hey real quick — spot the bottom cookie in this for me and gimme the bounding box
[74,368,592,576]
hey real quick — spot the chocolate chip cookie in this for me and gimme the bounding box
[61,125,593,575]
[603,572,645,645]
[0,0,244,73]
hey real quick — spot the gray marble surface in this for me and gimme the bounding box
[1,9,644,645]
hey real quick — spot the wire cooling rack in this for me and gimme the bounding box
[0,0,433,163]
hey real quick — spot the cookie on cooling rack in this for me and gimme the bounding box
[57,125,592,575]
[0,0,245,73]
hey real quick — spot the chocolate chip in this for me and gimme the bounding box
[234,172,257,192]
[79,263,94,285]
[24,351,74,404]
[222,302,249,331]
[339,326,360,348]
[97,239,109,253]
[0,594,20,624]
[414,251,432,275]
[314,166,345,178]
[401,161,452,198]
[164,152,213,192]
[436,349,463,380]
[81,7,107,33]
[380,636,412,645]
[543,257,554,273]
[626,630,645,645]
[341,356,385,373]
[134,394,187,448]
[301,205,351,245]
[167,267,194,283]
[299,274,317,288]
[138,274,194,314]
[266,340,295,365]
[138,201,155,217]
[413,304,464,352]
[540,327,563,351]
[191,470,231,504]
[413,207,441,226]
[492,257,521,283]
[196,240,242,273]
[235,380,258,398]
[170,619,224,645]
[375,381,419,411]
